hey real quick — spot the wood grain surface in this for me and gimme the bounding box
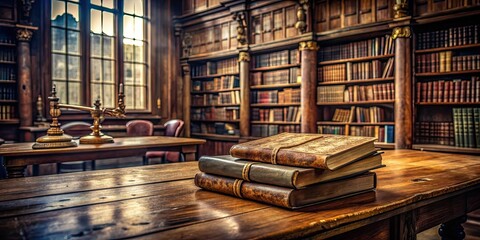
[0,149,479,239]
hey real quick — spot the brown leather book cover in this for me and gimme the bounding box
[229,133,377,170]
[198,152,383,189]
[195,172,377,209]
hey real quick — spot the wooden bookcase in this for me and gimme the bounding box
[176,0,480,155]
[250,48,302,137]
[0,26,18,127]
[412,16,480,153]
[316,33,396,147]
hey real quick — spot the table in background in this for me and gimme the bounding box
[0,150,479,239]
[0,136,205,178]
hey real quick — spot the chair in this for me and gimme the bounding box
[145,119,184,164]
[57,121,92,173]
[125,120,154,165]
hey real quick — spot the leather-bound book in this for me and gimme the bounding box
[229,133,377,170]
[198,152,383,189]
[195,172,377,209]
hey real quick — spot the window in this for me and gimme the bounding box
[51,0,150,110]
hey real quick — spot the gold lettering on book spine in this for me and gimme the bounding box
[233,179,244,198]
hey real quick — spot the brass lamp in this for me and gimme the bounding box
[32,84,126,149]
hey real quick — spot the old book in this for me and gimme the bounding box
[230,133,377,170]
[198,152,383,189]
[195,171,376,209]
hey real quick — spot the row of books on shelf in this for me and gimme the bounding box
[192,91,241,106]
[416,52,480,73]
[191,58,238,77]
[252,49,299,68]
[0,86,16,100]
[0,49,15,62]
[317,125,394,143]
[329,106,392,123]
[251,124,301,137]
[251,67,300,86]
[192,122,239,136]
[416,24,479,50]
[192,76,239,91]
[191,107,240,121]
[0,66,15,80]
[318,58,394,82]
[319,35,394,62]
[453,108,480,148]
[251,106,301,122]
[0,105,15,120]
[251,88,301,104]
[317,83,394,103]
[415,122,454,146]
[196,134,381,208]
[416,77,480,103]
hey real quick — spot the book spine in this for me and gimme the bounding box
[198,157,297,188]
[195,172,292,208]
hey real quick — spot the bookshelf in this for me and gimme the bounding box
[250,48,302,137]
[413,18,480,152]
[190,57,241,141]
[316,34,396,144]
[0,26,17,126]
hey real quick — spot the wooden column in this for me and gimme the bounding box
[393,26,412,149]
[182,62,191,137]
[16,28,34,127]
[299,41,318,133]
[239,51,250,137]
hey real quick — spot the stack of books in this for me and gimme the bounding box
[195,133,384,209]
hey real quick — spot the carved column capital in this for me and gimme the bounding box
[295,0,309,34]
[16,28,33,42]
[392,26,411,39]
[238,51,250,62]
[181,32,192,58]
[393,0,409,19]
[299,41,318,51]
[232,11,248,45]
[181,63,191,75]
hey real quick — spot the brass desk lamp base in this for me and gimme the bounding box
[79,134,114,144]
[32,134,78,149]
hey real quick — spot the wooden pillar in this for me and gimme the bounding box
[16,28,34,127]
[393,26,412,149]
[182,62,191,137]
[239,51,250,137]
[299,41,318,133]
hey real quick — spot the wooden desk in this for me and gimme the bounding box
[0,150,479,239]
[0,136,205,178]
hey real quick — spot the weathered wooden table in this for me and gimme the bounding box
[0,136,206,178]
[0,149,479,239]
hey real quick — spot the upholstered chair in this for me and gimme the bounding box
[58,121,92,173]
[145,119,184,163]
[126,120,154,165]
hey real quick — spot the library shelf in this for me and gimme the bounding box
[191,104,240,108]
[415,70,480,77]
[191,88,241,94]
[0,80,16,84]
[0,43,15,47]
[0,100,17,103]
[250,83,301,90]
[414,43,480,54]
[191,73,239,80]
[416,102,480,106]
[191,119,240,123]
[318,54,394,66]
[0,119,19,124]
[251,63,300,72]
[251,103,301,107]
[251,121,300,125]
[412,144,480,154]
[191,133,240,141]
[318,77,394,86]
[316,100,395,106]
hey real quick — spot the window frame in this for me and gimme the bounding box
[48,0,151,112]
